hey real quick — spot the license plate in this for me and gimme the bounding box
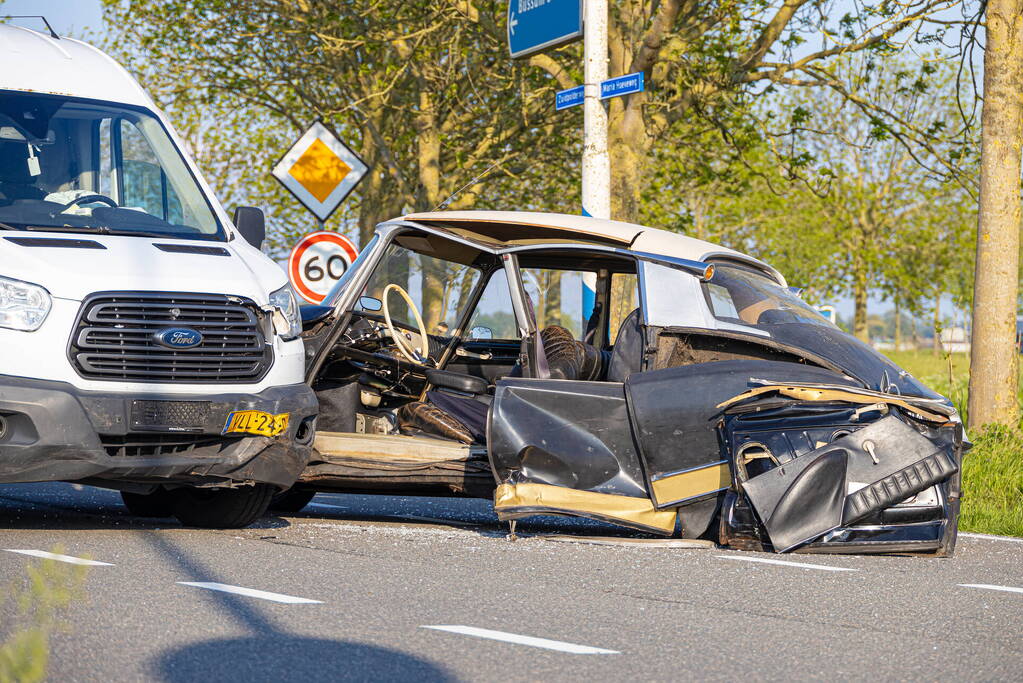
[222,410,290,437]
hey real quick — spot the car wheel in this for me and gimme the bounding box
[269,488,316,513]
[120,489,174,517]
[170,484,275,529]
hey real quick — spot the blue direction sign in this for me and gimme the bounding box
[600,72,645,100]
[508,0,583,59]
[555,85,584,110]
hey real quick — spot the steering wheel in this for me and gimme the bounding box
[381,283,429,364]
[56,194,118,214]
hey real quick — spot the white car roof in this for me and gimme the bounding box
[403,210,784,283]
[0,24,153,107]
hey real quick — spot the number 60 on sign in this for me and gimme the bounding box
[288,231,360,304]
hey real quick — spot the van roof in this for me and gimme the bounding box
[0,24,152,107]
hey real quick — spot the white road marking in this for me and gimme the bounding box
[715,554,857,572]
[4,549,113,566]
[959,532,1023,544]
[177,582,323,604]
[421,625,619,654]
[958,583,1023,595]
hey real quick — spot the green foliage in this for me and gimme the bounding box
[883,349,1023,538]
[0,551,89,683]
[100,0,581,252]
[961,426,1023,538]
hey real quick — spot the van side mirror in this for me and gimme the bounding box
[233,206,266,249]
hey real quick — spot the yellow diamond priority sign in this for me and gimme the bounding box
[272,121,368,222]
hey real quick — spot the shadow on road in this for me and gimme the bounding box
[154,635,452,682]
[0,483,294,531]
[142,533,454,682]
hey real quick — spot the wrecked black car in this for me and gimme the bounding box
[288,211,964,556]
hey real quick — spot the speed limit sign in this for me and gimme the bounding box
[288,231,359,304]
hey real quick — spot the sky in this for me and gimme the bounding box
[0,0,104,37]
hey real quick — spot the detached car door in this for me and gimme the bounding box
[489,377,678,535]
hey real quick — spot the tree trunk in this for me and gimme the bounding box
[968,0,1023,428]
[852,267,869,343]
[608,98,650,223]
[543,271,562,328]
[894,303,902,352]
[933,294,942,356]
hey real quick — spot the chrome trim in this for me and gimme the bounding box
[502,253,532,337]
[650,459,729,482]
[499,242,714,281]
[700,251,786,287]
[378,220,504,254]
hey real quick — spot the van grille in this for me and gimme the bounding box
[69,292,272,383]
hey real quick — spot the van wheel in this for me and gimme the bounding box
[269,488,316,513]
[121,489,174,517]
[171,484,275,529]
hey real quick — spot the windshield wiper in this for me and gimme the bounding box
[0,221,22,231]
[23,225,177,239]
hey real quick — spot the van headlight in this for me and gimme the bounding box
[0,276,52,331]
[269,286,301,340]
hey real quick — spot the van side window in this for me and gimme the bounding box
[118,120,184,224]
[97,119,114,198]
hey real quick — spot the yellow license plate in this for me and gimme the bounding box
[222,410,290,437]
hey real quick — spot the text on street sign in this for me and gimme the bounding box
[507,0,582,59]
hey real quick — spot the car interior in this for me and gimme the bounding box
[300,229,645,493]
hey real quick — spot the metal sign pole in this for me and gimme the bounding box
[582,0,609,221]
[581,0,609,323]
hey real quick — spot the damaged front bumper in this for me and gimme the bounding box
[489,361,964,556]
[715,382,964,555]
[0,374,318,490]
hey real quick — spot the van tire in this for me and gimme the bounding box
[269,488,316,513]
[171,484,275,529]
[120,489,174,517]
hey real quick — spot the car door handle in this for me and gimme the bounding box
[455,347,493,360]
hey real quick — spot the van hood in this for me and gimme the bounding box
[0,233,287,302]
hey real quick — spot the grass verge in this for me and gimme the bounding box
[881,350,1023,538]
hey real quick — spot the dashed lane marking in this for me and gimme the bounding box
[4,549,113,566]
[958,583,1023,595]
[959,532,1023,544]
[177,582,323,604]
[421,625,619,654]
[715,554,857,572]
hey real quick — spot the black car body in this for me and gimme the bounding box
[291,211,964,555]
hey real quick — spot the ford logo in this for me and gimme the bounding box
[153,327,203,349]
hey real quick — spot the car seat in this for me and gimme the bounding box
[606,308,644,382]
[397,325,610,444]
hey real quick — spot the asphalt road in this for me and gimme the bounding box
[1,482,1021,682]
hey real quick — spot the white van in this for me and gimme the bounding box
[0,24,317,527]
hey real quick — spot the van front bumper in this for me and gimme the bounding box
[0,375,317,489]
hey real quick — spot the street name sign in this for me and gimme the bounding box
[555,85,584,110]
[507,0,583,59]
[288,231,360,304]
[600,72,644,100]
[272,121,368,223]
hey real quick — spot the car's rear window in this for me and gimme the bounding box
[702,264,832,328]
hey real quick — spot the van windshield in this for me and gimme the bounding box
[0,91,222,240]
